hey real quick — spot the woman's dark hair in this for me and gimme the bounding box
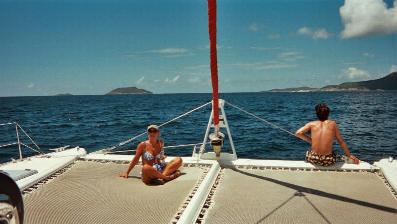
[315,103,330,121]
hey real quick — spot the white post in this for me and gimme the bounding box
[15,124,22,160]
[221,104,237,160]
[196,99,238,161]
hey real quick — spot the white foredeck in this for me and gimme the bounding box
[84,152,376,171]
[83,153,218,165]
[374,158,397,192]
[230,158,376,170]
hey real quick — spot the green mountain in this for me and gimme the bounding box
[321,72,397,91]
[106,87,152,95]
[268,72,397,92]
[268,87,317,92]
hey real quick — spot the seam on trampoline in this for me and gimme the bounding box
[195,168,224,224]
[79,158,212,169]
[234,164,377,172]
[171,165,211,224]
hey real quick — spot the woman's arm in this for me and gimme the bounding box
[119,142,144,178]
[159,140,166,159]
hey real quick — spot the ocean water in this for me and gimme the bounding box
[0,92,396,163]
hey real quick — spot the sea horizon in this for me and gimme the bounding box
[2,89,397,98]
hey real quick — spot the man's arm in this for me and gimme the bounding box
[295,123,312,144]
[335,122,359,164]
[119,142,144,178]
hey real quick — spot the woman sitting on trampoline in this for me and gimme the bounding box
[119,124,183,184]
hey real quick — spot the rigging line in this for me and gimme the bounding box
[0,122,14,126]
[15,123,42,151]
[105,149,136,154]
[20,143,42,154]
[107,101,212,150]
[225,101,297,138]
[163,142,209,149]
[105,142,210,154]
[0,142,18,149]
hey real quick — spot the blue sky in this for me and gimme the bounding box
[0,0,396,96]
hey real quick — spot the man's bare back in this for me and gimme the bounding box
[296,120,341,155]
[295,103,359,165]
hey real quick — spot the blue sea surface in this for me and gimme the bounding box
[0,92,396,163]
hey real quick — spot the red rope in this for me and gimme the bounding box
[208,0,219,126]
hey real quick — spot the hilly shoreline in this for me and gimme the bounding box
[268,72,397,92]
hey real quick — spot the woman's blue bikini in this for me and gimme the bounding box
[142,142,166,172]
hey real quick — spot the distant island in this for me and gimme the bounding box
[106,87,152,95]
[54,93,73,96]
[268,72,397,92]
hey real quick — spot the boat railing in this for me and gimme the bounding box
[101,100,296,158]
[104,142,208,155]
[0,122,42,160]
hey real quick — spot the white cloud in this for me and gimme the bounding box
[184,64,209,70]
[278,51,304,61]
[129,48,190,58]
[165,75,180,84]
[226,61,297,70]
[298,26,330,39]
[248,23,261,32]
[363,52,375,58]
[390,65,397,73]
[172,75,180,82]
[342,61,363,65]
[340,0,397,38]
[146,48,187,54]
[225,50,303,70]
[267,34,281,39]
[187,76,200,83]
[340,67,371,80]
[298,27,312,35]
[250,46,281,51]
[312,29,330,39]
[135,76,144,85]
[252,62,297,70]
[198,44,228,50]
[27,83,35,88]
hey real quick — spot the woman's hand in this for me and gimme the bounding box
[119,172,129,178]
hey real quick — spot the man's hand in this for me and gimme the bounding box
[349,155,360,164]
[119,172,129,178]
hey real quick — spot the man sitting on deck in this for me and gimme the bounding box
[295,103,359,166]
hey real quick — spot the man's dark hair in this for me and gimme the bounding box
[315,103,330,121]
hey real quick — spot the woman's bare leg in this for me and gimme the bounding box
[162,157,183,176]
[141,164,170,184]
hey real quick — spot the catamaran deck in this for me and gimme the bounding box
[23,161,208,224]
[2,149,396,224]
